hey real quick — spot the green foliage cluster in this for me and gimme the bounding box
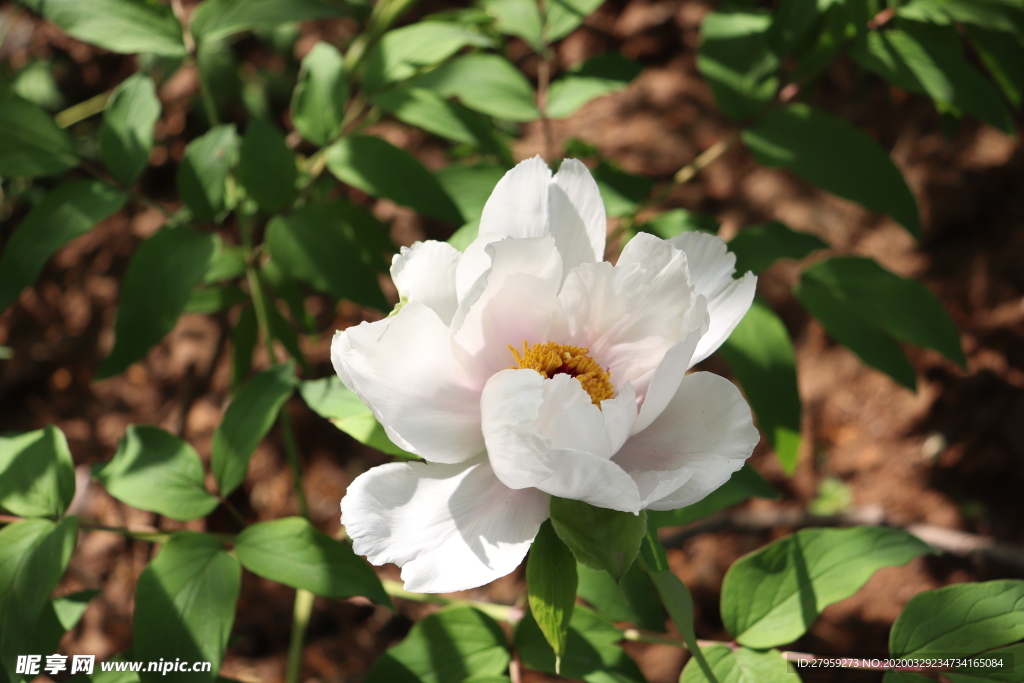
[1,0,1022,681]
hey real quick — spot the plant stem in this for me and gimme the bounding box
[220,497,248,526]
[381,580,521,624]
[55,90,113,128]
[286,589,315,683]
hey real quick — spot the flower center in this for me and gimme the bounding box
[509,341,614,406]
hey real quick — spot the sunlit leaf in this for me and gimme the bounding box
[414,53,540,122]
[291,42,347,146]
[543,0,604,42]
[177,125,239,224]
[0,425,76,518]
[190,0,350,43]
[527,521,577,668]
[237,118,298,213]
[680,645,793,683]
[362,22,494,90]
[20,0,186,56]
[698,9,779,121]
[100,73,160,186]
[481,0,544,51]
[547,53,642,119]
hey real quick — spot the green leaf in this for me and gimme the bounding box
[896,0,1024,34]
[100,74,160,186]
[0,517,78,682]
[234,517,390,605]
[414,53,540,122]
[298,376,417,458]
[11,60,64,111]
[481,0,544,51]
[743,104,921,237]
[94,425,219,521]
[237,118,298,213]
[0,87,78,178]
[547,53,642,119]
[647,570,718,682]
[32,589,100,656]
[647,463,778,528]
[795,256,966,388]
[0,425,75,518]
[549,499,646,581]
[176,125,239,224]
[325,135,463,224]
[767,0,823,56]
[698,9,779,121]
[183,284,248,314]
[721,526,935,648]
[362,22,494,91]
[526,521,577,669]
[0,179,126,312]
[593,165,655,219]
[515,604,646,683]
[635,208,717,238]
[718,298,801,473]
[291,42,347,146]
[435,162,510,225]
[576,560,667,632]
[967,26,1024,108]
[98,226,217,378]
[368,606,510,683]
[134,532,240,683]
[204,240,247,284]
[190,0,349,43]
[266,200,389,309]
[680,645,793,683]
[211,364,294,496]
[542,0,604,42]
[882,672,936,683]
[20,0,186,56]
[890,580,1024,659]
[728,221,828,275]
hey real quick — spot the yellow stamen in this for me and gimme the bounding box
[509,340,615,406]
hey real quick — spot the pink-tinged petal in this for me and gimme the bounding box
[613,372,760,511]
[450,237,562,381]
[668,232,756,365]
[332,302,484,463]
[341,459,549,593]
[391,240,462,325]
[481,371,641,512]
[631,325,703,434]
[553,158,606,263]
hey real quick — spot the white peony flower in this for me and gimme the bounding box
[334,157,760,593]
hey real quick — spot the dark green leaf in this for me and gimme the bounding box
[98,227,217,378]
[526,521,577,668]
[635,208,717,238]
[592,165,655,219]
[638,523,669,573]
[542,0,604,42]
[647,463,778,528]
[0,425,75,518]
[796,256,966,387]
[719,298,801,473]
[234,517,390,605]
[896,0,1024,34]
[0,87,78,178]
[237,118,297,213]
[680,645,792,683]
[967,26,1024,108]
[211,364,295,496]
[793,3,851,82]
[231,306,258,392]
[721,526,935,648]
[728,221,828,274]
[0,517,78,682]
[190,0,349,43]
[698,9,779,121]
[576,560,667,632]
[0,179,126,312]
[134,532,240,683]
[100,74,160,185]
[547,53,642,119]
[204,240,246,284]
[291,42,347,146]
[94,425,219,521]
[265,201,389,309]
[882,672,936,683]
[176,125,239,224]
[362,22,494,90]
[767,0,822,55]
[414,53,540,122]
[325,135,463,224]
[368,606,510,683]
[183,284,248,314]
[481,0,544,51]
[32,589,100,656]
[743,104,921,237]
[549,499,646,581]
[890,580,1024,658]
[515,605,645,683]
[20,0,186,56]
[648,570,717,682]
[298,376,418,458]
[265,300,309,371]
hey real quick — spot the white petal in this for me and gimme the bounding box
[613,372,760,511]
[332,302,484,463]
[391,240,462,326]
[481,370,641,512]
[341,459,549,593]
[450,237,562,381]
[668,232,757,366]
[553,158,606,263]
[631,326,702,434]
